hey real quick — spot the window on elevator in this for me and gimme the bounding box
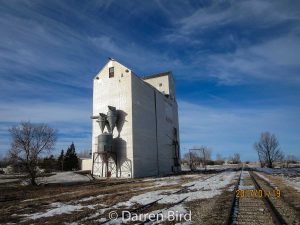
[109,67,114,78]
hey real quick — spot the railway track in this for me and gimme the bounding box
[251,172,300,225]
[226,170,299,225]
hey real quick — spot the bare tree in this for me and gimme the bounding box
[181,153,190,165]
[215,153,225,165]
[189,151,200,171]
[199,146,211,170]
[189,146,211,170]
[232,153,241,164]
[254,132,283,168]
[9,122,57,185]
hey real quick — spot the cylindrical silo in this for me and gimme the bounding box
[97,133,113,152]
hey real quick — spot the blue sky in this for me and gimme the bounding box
[0,0,299,161]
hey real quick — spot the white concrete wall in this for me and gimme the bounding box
[143,73,176,100]
[131,75,158,177]
[143,75,170,95]
[155,92,179,175]
[80,158,92,171]
[131,75,180,177]
[92,60,133,177]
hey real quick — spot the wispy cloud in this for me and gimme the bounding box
[164,0,299,40]
[89,35,183,74]
[0,0,183,157]
[160,0,300,85]
[205,33,300,85]
[0,0,299,161]
[179,100,300,160]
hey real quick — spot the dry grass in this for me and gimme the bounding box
[0,179,149,224]
[0,172,235,224]
[257,172,300,214]
[185,182,235,225]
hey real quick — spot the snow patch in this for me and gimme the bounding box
[255,172,278,189]
[184,172,237,191]
[283,176,300,192]
[37,172,91,184]
[22,202,95,220]
[238,171,255,190]
[77,194,105,203]
[254,167,300,175]
[114,172,237,207]
[154,180,180,187]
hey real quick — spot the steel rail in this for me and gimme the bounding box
[223,170,242,225]
[249,172,287,225]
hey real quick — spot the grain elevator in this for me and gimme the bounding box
[81,59,180,178]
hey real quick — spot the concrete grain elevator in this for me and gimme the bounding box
[81,59,180,178]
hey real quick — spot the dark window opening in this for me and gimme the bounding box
[159,83,162,87]
[109,67,114,78]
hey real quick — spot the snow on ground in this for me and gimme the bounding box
[21,202,95,220]
[184,172,237,190]
[101,204,191,225]
[254,167,300,192]
[115,190,173,208]
[37,172,91,184]
[151,204,190,225]
[143,174,199,182]
[79,208,110,222]
[143,174,200,188]
[77,194,105,203]
[21,172,238,223]
[158,189,219,204]
[0,174,28,184]
[238,171,255,190]
[254,167,300,174]
[154,180,180,187]
[0,178,19,184]
[181,164,239,172]
[179,174,200,178]
[255,172,269,182]
[115,172,237,207]
[254,172,278,189]
[143,176,182,182]
[19,172,92,186]
[255,171,300,192]
[160,172,237,204]
[284,176,300,192]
